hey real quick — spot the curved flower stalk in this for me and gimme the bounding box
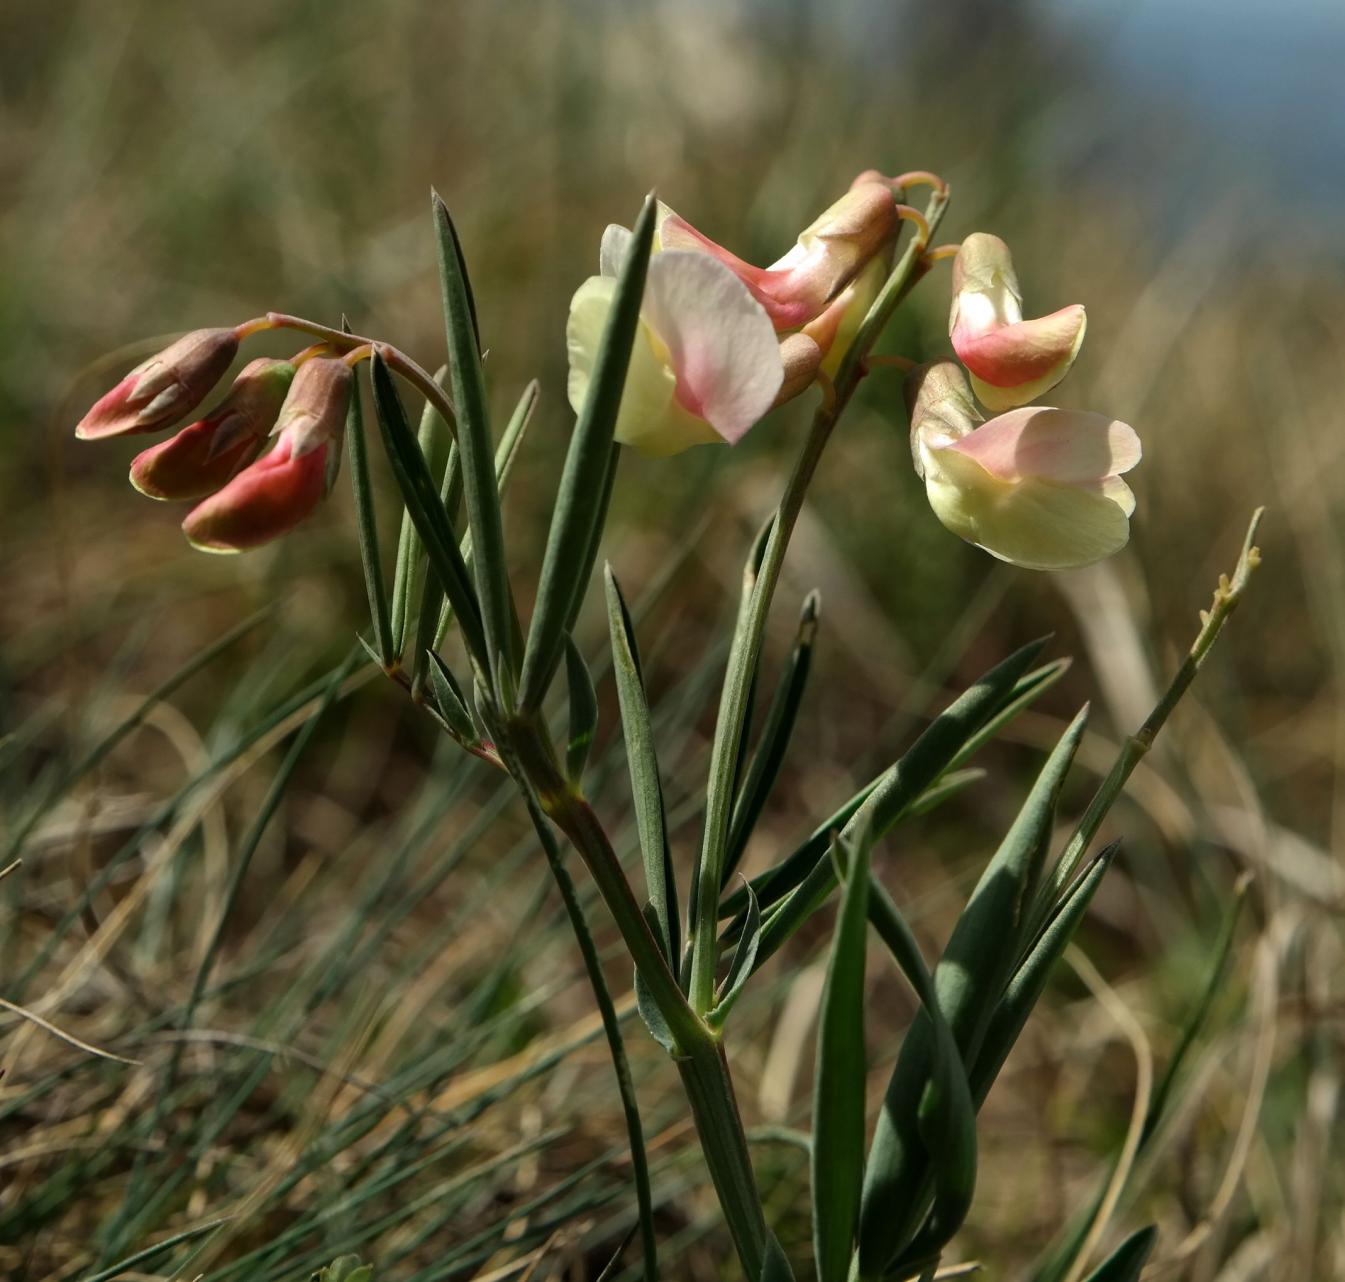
[182,358,353,552]
[74,328,240,440]
[908,360,1140,570]
[569,226,785,456]
[949,232,1087,411]
[130,357,296,500]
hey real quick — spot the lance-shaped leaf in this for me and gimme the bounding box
[434,378,538,650]
[858,709,1089,1272]
[411,441,462,699]
[519,193,658,711]
[748,638,1051,974]
[708,882,761,1028]
[759,1232,795,1282]
[1080,1225,1157,1282]
[432,192,516,694]
[345,343,394,668]
[605,565,679,962]
[972,842,1119,1107]
[724,642,1055,927]
[866,876,978,1274]
[370,351,487,669]
[812,828,870,1282]
[390,369,451,658]
[722,590,820,887]
[563,634,599,785]
[426,651,476,743]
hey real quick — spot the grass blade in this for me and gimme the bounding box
[1080,1225,1157,1282]
[709,882,760,1028]
[519,193,658,710]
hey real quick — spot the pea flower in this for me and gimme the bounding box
[129,358,296,501]
[649,180,897,331]
[568,227,785,457]
[75,328,240,440]
[908,360,1139,570]
[182,357,352,553]
[949,233,1087,411]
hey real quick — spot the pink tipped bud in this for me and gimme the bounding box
[949,234,1086,411]
[651,182,897,331]
[129,358,296,501]
[180,358,352,553]
[75,328,240,440]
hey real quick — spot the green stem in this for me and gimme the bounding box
[677,1037,770,1278]
[686,185,950,1015]
[504,717,705,1053]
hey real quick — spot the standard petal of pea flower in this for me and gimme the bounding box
[908,360,1140,570]
[652,182,896,331]
[949,233,1087,412]
[567,231,784,457]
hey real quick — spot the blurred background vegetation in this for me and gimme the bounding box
[2,0,1342,1278]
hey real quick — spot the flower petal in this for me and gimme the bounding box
[924,446,1133,570]
[952,304,1087,406]
[947,407,1140,483]
[182,432,328,553]
[566,275,720,456]
[640,251,783,444]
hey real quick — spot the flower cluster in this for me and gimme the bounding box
[565,175,1139,570]
[74,170,1138,571]
[75,329,353,553]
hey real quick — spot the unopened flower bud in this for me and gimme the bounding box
[949,233,1086,411]
[908,359,1139,570]
[75,328,239,440]
[129,358,296,500]
[181,357,352,552]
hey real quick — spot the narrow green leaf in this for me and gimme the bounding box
[946,657,1072,773]
[813,828,870,1282]
[604,564,679,961]
[747,639,1052,973]
[390,367,451,657]
[1080,1225,1157,1282]
[345,353,394,668]
[432,192,516,689]
[519,193,658,710]
[972,843,1119,1106]
[723,589,819,886]
[709,882,761,1028]
[369,352,487,668]
[563,634,599,785]
[433,378,537,651]
[426,652,476,743]
[905,767,984,818]
[635,966,678,1054]
[858,710,1089,1273]
[411,440,462,699]
[760,1231,796,1282]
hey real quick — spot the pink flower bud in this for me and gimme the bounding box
[75,328,240,440]
[649,182,897,331]
[129,358,296,501]
[949,233,1086,411]
[180,358,352,553]
[908,359,1139,570]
